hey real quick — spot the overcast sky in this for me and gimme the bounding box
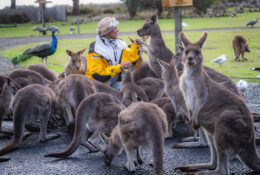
[0,0,122,9]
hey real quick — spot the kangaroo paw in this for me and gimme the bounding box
[124,161,136,173]
[81,141,99,153]
[40,134,60,143]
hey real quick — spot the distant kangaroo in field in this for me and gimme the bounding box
[28,64,58,81]
[232,35,250,61]
[103,102,167,175]
[176,31,260,174]
[0,83,60,156]
[64,48,87,77]
[44,92,125,158]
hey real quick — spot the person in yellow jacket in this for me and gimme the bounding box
[85,17,140,90]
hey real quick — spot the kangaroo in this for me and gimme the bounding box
[232,35,250,61]
[57,74,95,133]
[136,15,177,79]
[176,32,260,174]
[44,92,125,158]
[135,77,165,101]
[28,64,58,81]
[0,76,21,138]
[157,58,188,118]
[0,83,60,156]
[64,48,87,77]
[120,65,149,106]
[151,97,178,138]
[103,102,167,175]
[0,69,47,137]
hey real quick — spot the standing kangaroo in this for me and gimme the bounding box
[0,83,60,156]
[232,35,250,61]
[176,32,260,174]
[104,102,167,175]
[44,92,125,158]
[64,48,87,77]
[135,15,176,80]
[120,65,148,106]
[57,74,95,132]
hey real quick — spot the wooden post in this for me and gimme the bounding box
[35,1,52,29]
[162,0,193,52]
[174,7,182,53]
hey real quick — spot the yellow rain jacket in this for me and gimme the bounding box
[85,37,139,83]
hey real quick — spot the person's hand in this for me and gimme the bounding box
[121,61,130,69]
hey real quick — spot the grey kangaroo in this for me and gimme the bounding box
[57,74,95,132]
[44,92,125,158]
[135,15,176,80]
[176,32,260,174]
[103,102,167,175]
[0,83,60,156]
[0,69,47,138]
[28,64,58,81]
[120,65,149,106]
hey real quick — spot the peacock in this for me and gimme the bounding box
[12,26,59,65]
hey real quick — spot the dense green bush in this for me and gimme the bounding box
[103,8,116,14]
[80,6,95,15]
[0,13,30,24]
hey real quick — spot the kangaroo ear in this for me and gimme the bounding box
[151,15,157,24]
[66,50,72,56]
[180,32,192,47]
[4,77,19,95]
[128,37,135,44]
[196,32,208,48]
[77,48,86,55]
[157,58,169,69]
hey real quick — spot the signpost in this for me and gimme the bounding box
[162,0,193,52]
[35,0,52,28]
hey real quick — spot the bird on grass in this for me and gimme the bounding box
[251,67,260,71]
[33,26,47,35]
[70,26,75,35]
[12,26,59,65]
[246,17,260,27]
[237,80,248,98]
[211,54,226,68]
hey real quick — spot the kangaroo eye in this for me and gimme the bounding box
[185,50,189,55]
[195,51,200,55]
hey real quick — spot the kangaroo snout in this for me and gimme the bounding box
[188,57,194,64]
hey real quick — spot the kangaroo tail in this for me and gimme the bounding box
[149,129,164,175]
[44,100,89,158]
[0,113,25,156]
[238,138,260,172]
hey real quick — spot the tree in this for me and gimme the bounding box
[126,0,138,18]
[72,0,80,16]
[10,0,16,9]
[193,0,214,14]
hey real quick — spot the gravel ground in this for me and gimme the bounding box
[0,33,260,175]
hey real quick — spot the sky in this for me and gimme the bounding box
[0,0,122,9]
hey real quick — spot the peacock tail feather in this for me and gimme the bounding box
[12,53,34,65]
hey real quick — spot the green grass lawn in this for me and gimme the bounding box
[0,12,260,82]
[0,12,260,37]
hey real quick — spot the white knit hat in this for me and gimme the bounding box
[97,17,119,36]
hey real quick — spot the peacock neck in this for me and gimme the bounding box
[51,32,57,48]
